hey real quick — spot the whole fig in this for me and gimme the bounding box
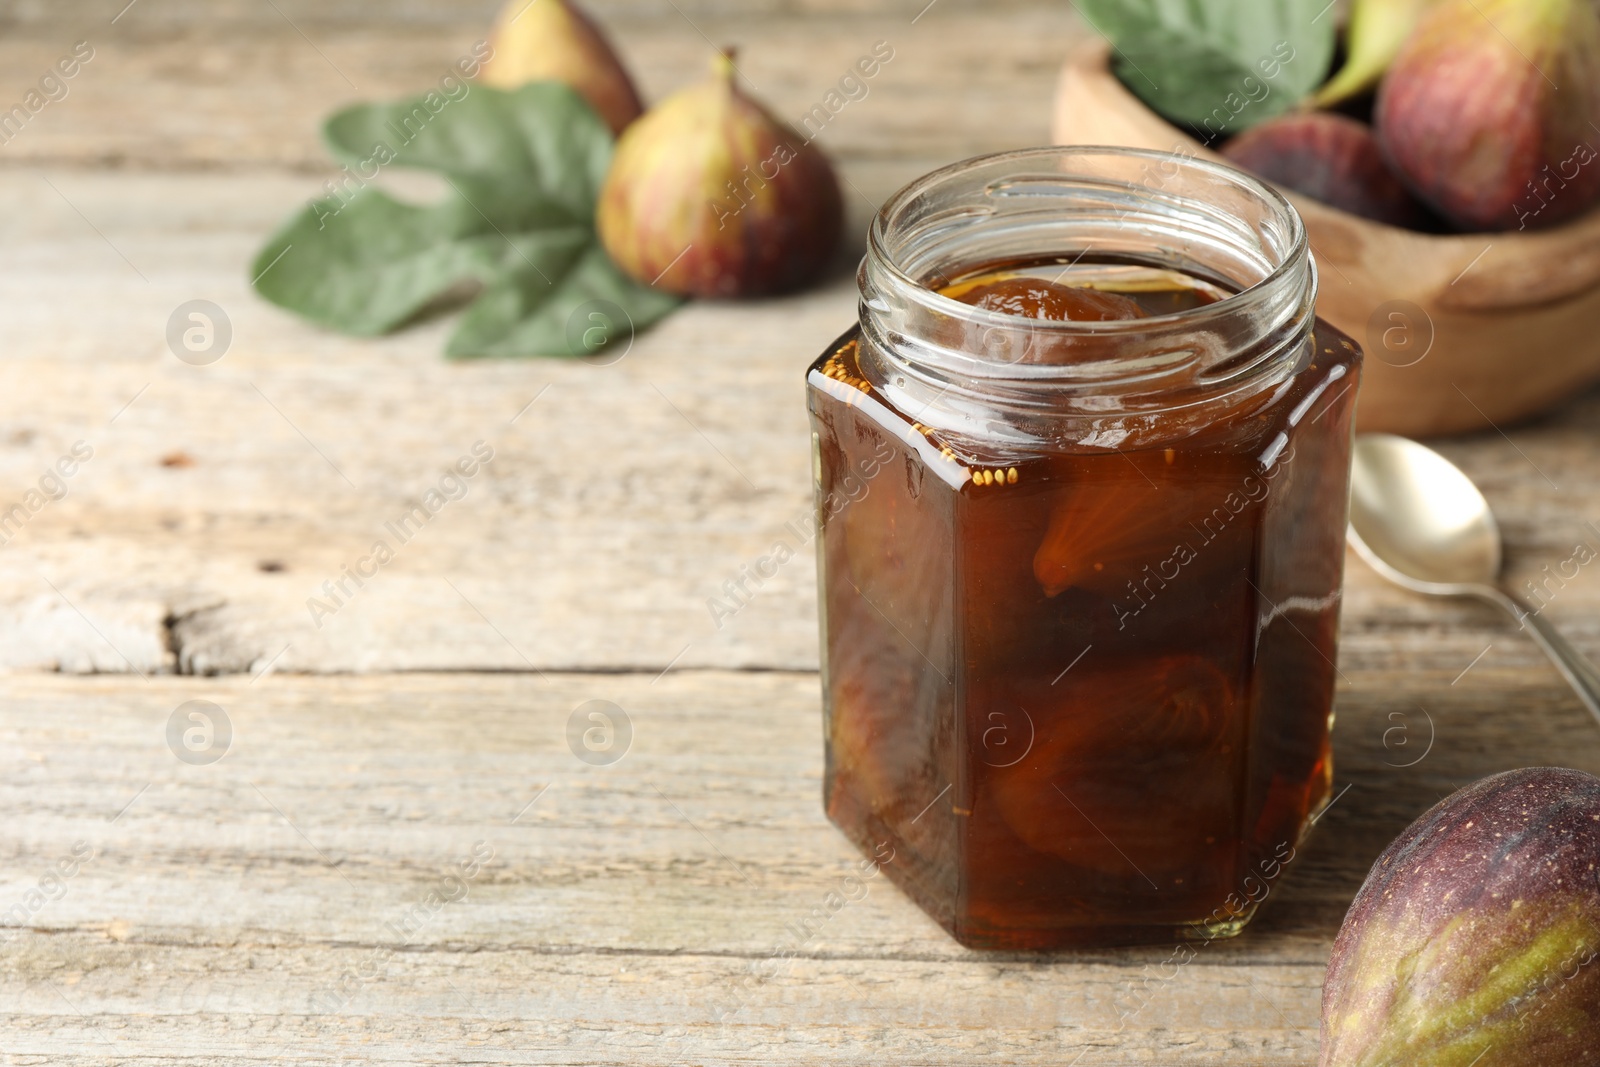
[479,0,643,135]
[1223,112,1433,229]
[597,51,843,299]
[1320,767,1600,1067]
[1314,0,1443,108]
[1376,0,1600,231]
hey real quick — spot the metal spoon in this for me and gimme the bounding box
[1347,432,1600,727]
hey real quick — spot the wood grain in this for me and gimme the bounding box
[0,6,1080,174]
[3,668,1594,1064]
[2,3,1600,1062]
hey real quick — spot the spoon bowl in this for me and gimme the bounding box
[1348,433,1502,592]
[1346,433,1600,727]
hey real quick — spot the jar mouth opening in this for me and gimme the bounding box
[866,145,1310,338]
[854,146,1324,438]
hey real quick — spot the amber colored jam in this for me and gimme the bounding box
[807,261,1361,949]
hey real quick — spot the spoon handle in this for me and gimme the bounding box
[1481,588,1600,729]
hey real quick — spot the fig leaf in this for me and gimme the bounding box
[250,82,680,358]
[1076,0,1337,139]
[447,244,680,359]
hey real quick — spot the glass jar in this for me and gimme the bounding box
[806,146,1361,949]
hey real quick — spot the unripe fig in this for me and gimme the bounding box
[1313,0,1443,108]
[479,0,643,135]
[1320,767,1600,1067]
[597,51,843,299]
[1222,113,1433,229]
[1376,0,1600,231]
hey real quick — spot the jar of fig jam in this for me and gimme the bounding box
[807,147,1361,949]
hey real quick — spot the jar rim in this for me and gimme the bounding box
[865,144,1310,338]
[854,145,1326,444]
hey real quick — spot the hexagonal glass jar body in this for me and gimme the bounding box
[806,148,1361,949]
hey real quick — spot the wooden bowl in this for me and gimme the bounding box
[1052,43,1600,437]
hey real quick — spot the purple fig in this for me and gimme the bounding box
[1320,767,1600,1067]
[1376,0,1600,231]
[479,0,643,135]
[1222,113,1433,229]
[597,51,842,299]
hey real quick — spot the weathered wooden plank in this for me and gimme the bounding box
[0,668,1596,1063]
[1,942,1323,1065]
[0,170,827,674]
[0,7,1081,173]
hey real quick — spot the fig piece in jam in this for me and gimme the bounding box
[950,274,1149,324]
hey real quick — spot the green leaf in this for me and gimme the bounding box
[1076,0,1336,138]
[250,191,494,336]
[250,82,682,357]
[448,245,682,360]
[322,85,611,226]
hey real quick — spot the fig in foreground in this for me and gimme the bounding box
[1320,767,1600,1067]
[597,51,843,299]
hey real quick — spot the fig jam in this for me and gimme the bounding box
[807,149,1361,949]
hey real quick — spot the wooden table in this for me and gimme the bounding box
[3,2,1599,1062]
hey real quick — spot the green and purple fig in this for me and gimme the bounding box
[597,51,843,299]
[1222,112,1433,229]
[1314,0,1443,108]
[479,0,643,135]
[1320,767,1600,1067]
[1375,0,1600,231]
